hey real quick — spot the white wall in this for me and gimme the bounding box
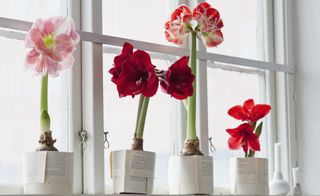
[293,0,320,194]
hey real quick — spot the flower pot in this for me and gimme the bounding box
[168,155,213,194]
[110,150,155,194]
[23,151,73,194]
[230,157,268,195]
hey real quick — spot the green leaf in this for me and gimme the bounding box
[255,122,263,138]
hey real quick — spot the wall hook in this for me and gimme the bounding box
[104,131,110,149]
[209,137,216,153]
[79,130,88,150]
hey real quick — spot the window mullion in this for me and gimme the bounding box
[81,0,105,194]
[68,0,83,194]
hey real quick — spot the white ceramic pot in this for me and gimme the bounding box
[110,150,155,194]
[23,151,73,194]
[168,155,213,194]
[230,157,269,195]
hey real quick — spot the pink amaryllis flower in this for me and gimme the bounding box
[226,123,261,155]
[160,56,194,100]
[109,42,159,98]
[165,5,192,45]
[228,99,271,123]
[25,16,80,77]
[193,2,224,47]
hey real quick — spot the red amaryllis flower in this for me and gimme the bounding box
[226,123,260,154]
[109,42,133,84]
[228,99,271,123]
[193,2,224,47]
[114,47,159,98]
[160,56,194,100]
[165,5,192,45]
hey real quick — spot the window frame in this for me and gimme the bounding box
[0,0,296,194]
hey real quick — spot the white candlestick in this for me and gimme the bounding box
[292,167,299,185]
[274,143,281,173]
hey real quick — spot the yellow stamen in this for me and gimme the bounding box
[43,34,55,49]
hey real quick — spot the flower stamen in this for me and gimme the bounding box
[43,34,55,49]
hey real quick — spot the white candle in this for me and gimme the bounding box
[292,167,299,185]
[274,143,281,173]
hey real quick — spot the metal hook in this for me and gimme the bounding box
[104,131,110,149]
[209,137,216,153]
[79,130,88,150]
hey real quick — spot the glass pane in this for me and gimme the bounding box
[0,2,68,186]
[0,0,67,21]
[103,51,173,193]
[207,0,259,60]
[207,67,266,191]
[102,0,174,45]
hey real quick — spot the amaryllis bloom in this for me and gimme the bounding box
[193,2,224,47]
[165,5,192,45]
[226,123,261,154]
[228,99,271,123]
[160,56,194,100]
[25,16,80,77]
[109,42,134,84]
[110,43,159,98]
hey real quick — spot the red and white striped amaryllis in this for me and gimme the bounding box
[193,2,224,47]
[165,5,192,45]
[165,2,223,47]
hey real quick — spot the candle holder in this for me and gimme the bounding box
[269,143,290,195]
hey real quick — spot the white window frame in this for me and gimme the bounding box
[0,0,296,194]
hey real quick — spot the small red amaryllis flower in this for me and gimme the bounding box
[226,123,261,155]
[228,99,271,123]
[165,5,192,45]
[193,2,224,47]
[160,56,194,100]
[110,44,159,98]
[109,42,134,84]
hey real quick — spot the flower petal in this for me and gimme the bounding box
[122,42,134,56]
[243,99,255,113]
[165,4,192,45]
[132,50,153,69]
[226,127,241,137]
[25,49,40,67]
[247,133,261,151]
[228,105,249,121]
[228,136,242,150]
[201,29,224,47]
[142,70,159,97]
[251,104,271,122]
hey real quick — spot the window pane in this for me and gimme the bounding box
[0,1,68,186]
[102,0,174,45]
[103,51,173,193]
[207,66,266,192]
[0,0,67,21]
[207,0,259,60]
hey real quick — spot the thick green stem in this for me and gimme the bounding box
[40,74,50,133]
[187,32,197,139]
[134,95,144,135]
[135,96,149,139]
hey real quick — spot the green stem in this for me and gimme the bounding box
[40,74,50,133]
[41,74,48,111]
[135,96,149,139]
[134,95,144,136]
[187,32,197,139]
